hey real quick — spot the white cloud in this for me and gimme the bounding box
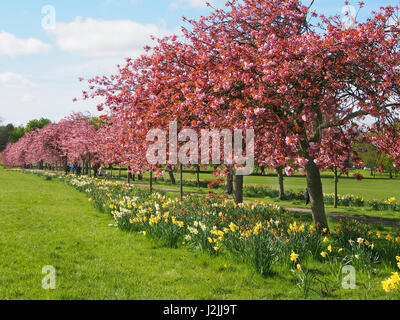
[170,0,211,9]
[0,31,52,56]
[51,57,124,77]
[0,72,38,89]
[46,17,172,57]
[20,93,36,103]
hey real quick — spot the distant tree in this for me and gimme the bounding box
[357,143,380,176]
[8,118,51,144]
[25,118,51,133]
[9,126,25,143]
[0,123,15,152]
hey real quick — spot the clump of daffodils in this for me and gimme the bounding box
[382,257,400,293]
[382,272,400,292]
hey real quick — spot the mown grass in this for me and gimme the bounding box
[0,168,398,300]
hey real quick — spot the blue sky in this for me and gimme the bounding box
[0,0,399,125]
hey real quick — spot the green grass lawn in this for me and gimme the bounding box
[0,168,285,300]
[1,168,399,300]
[106,169,400,201]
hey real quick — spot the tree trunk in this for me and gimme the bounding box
[233,173,243,203]
[167,166,176,185]
[227,171,233,195]
[138,173,143,181]
[305,160,329,231]
[276,166,285,200]
[389,167,393,179]
[149,171,153,193]
[180,164,183,201]
[64,157,68,175]
[196,165,200,188]
[334,167,338,209]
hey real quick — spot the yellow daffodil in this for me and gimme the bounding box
[290,252,299,262]
[229,222,239,232]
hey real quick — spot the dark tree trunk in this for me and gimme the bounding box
[233,173,243,203]
[227,171,234,195]
[276,166,285,200]
[138,173,143,181]
[64,157,68,175]
[167,166,176,185]
[149,171,153,193]
[305,160,329,231]
[334,167,338,209]
[196,165,200,188]
[180,164,183,201]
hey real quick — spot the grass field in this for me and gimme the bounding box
[105,169,400,201]
[0,168,285,300]
[0,168,399,300]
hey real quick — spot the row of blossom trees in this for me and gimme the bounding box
[1,113,99,172]
[2,0,400,231]
[79,0,400,230]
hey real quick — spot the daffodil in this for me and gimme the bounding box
[229,222,239,232]
[290,252,299,262]
[320,251,327,258]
